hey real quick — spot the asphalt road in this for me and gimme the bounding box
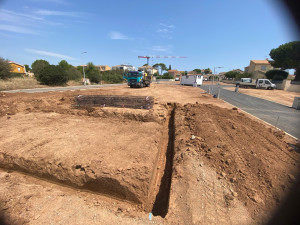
[201,84,300,139]
[2,83,125,93]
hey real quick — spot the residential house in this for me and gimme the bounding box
[81,65,111,71]
[138,65,158,75]
[244,60,274,79]
[187,70,197,75]
[232,69,244,74]
[8,61,26,75]
[168,70,181,80]
[112,64,136,71]
[96,65,111,71]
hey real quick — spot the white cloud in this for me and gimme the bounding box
[30,0,68,4]
[151,45,172,52]
[157,28,169,33]
[109,31,133,40]
[159,23,175,29]
[0,9,62,28]
[0,25,36,34]
[25,48,76,60]
[34,10,80,17]
[0,9,43,23]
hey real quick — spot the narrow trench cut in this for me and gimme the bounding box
[151,105,176,217]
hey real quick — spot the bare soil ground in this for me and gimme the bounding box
[223,86,300,106]
[0,83,299,225]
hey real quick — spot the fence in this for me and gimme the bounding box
[273,80,300,92]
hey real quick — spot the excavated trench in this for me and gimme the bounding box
[151,105,175,217]
[0,101,176,217]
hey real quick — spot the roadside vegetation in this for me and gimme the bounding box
[1,40,299,90]
[269,41,300,81]
[224,71,252,80]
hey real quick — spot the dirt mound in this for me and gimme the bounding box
[0,84,299,224]
[167,103,300,224]
[0,111,169,209]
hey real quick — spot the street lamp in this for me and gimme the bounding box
[81,52,87,85]
[212,66,223,94]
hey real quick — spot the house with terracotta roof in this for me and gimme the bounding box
[244,60,274,79]
[8,61,26,74]
[81,65,111,71]
[168,70,181,80]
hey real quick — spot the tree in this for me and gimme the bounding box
[153,63,167,75]
[204,68,212,74]
[85,62,100,83]
[235,72,252,80]
[31,59,50,79]
[224,71,241,79]
[58,60,72,71]
[65,67,82,81]
[162,72,173,79]
[101,69,123,84]
[24,64,31,72]
[265,70,288,81]
[169,65,172,70]
[38,65,68,86]
[58,60,81,81]
[0,57,11,79]
[143,64,149,66]
[193,69,202,74]
[269,41,300,81]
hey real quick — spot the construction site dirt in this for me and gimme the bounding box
[0,83,299,225]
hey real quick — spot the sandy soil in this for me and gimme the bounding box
[0,83,299,225]
[223,86,300,106]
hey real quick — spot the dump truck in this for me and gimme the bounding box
[123,70,152,88]
[236,78,276,90]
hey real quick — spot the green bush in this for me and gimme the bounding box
[101,70,123,83]
[224,71,240,79]
[66,67,82,81]
[38,65,68,85]
[10,73,24,78]
[265,70,288,80]
[0,57,11,79]
[235,72,252,80]
[161,72,173,79]
[31,59,50,79]
[272,74,285,81]
[87,70,101,83]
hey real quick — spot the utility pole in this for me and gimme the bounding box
[81,52,87,85]
[212,66,223,94]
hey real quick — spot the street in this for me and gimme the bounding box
[201,84,300,139]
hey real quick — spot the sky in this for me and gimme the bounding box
[0,0,299,73]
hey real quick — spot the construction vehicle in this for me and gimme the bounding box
[123,70,152,88]
[236,78,276,89]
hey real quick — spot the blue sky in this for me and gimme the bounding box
[0,0,298,73]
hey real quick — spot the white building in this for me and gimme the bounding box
[112,64,136,71]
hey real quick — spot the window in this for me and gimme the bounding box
[259,80,263,84]
[261,65,267,70]
[265,80,270,84]
[18,67,20,71]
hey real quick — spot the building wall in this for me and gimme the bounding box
[9,63,26,73]
[275,80,300,92]
[168,70,181,79]
[248,61,273,74]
